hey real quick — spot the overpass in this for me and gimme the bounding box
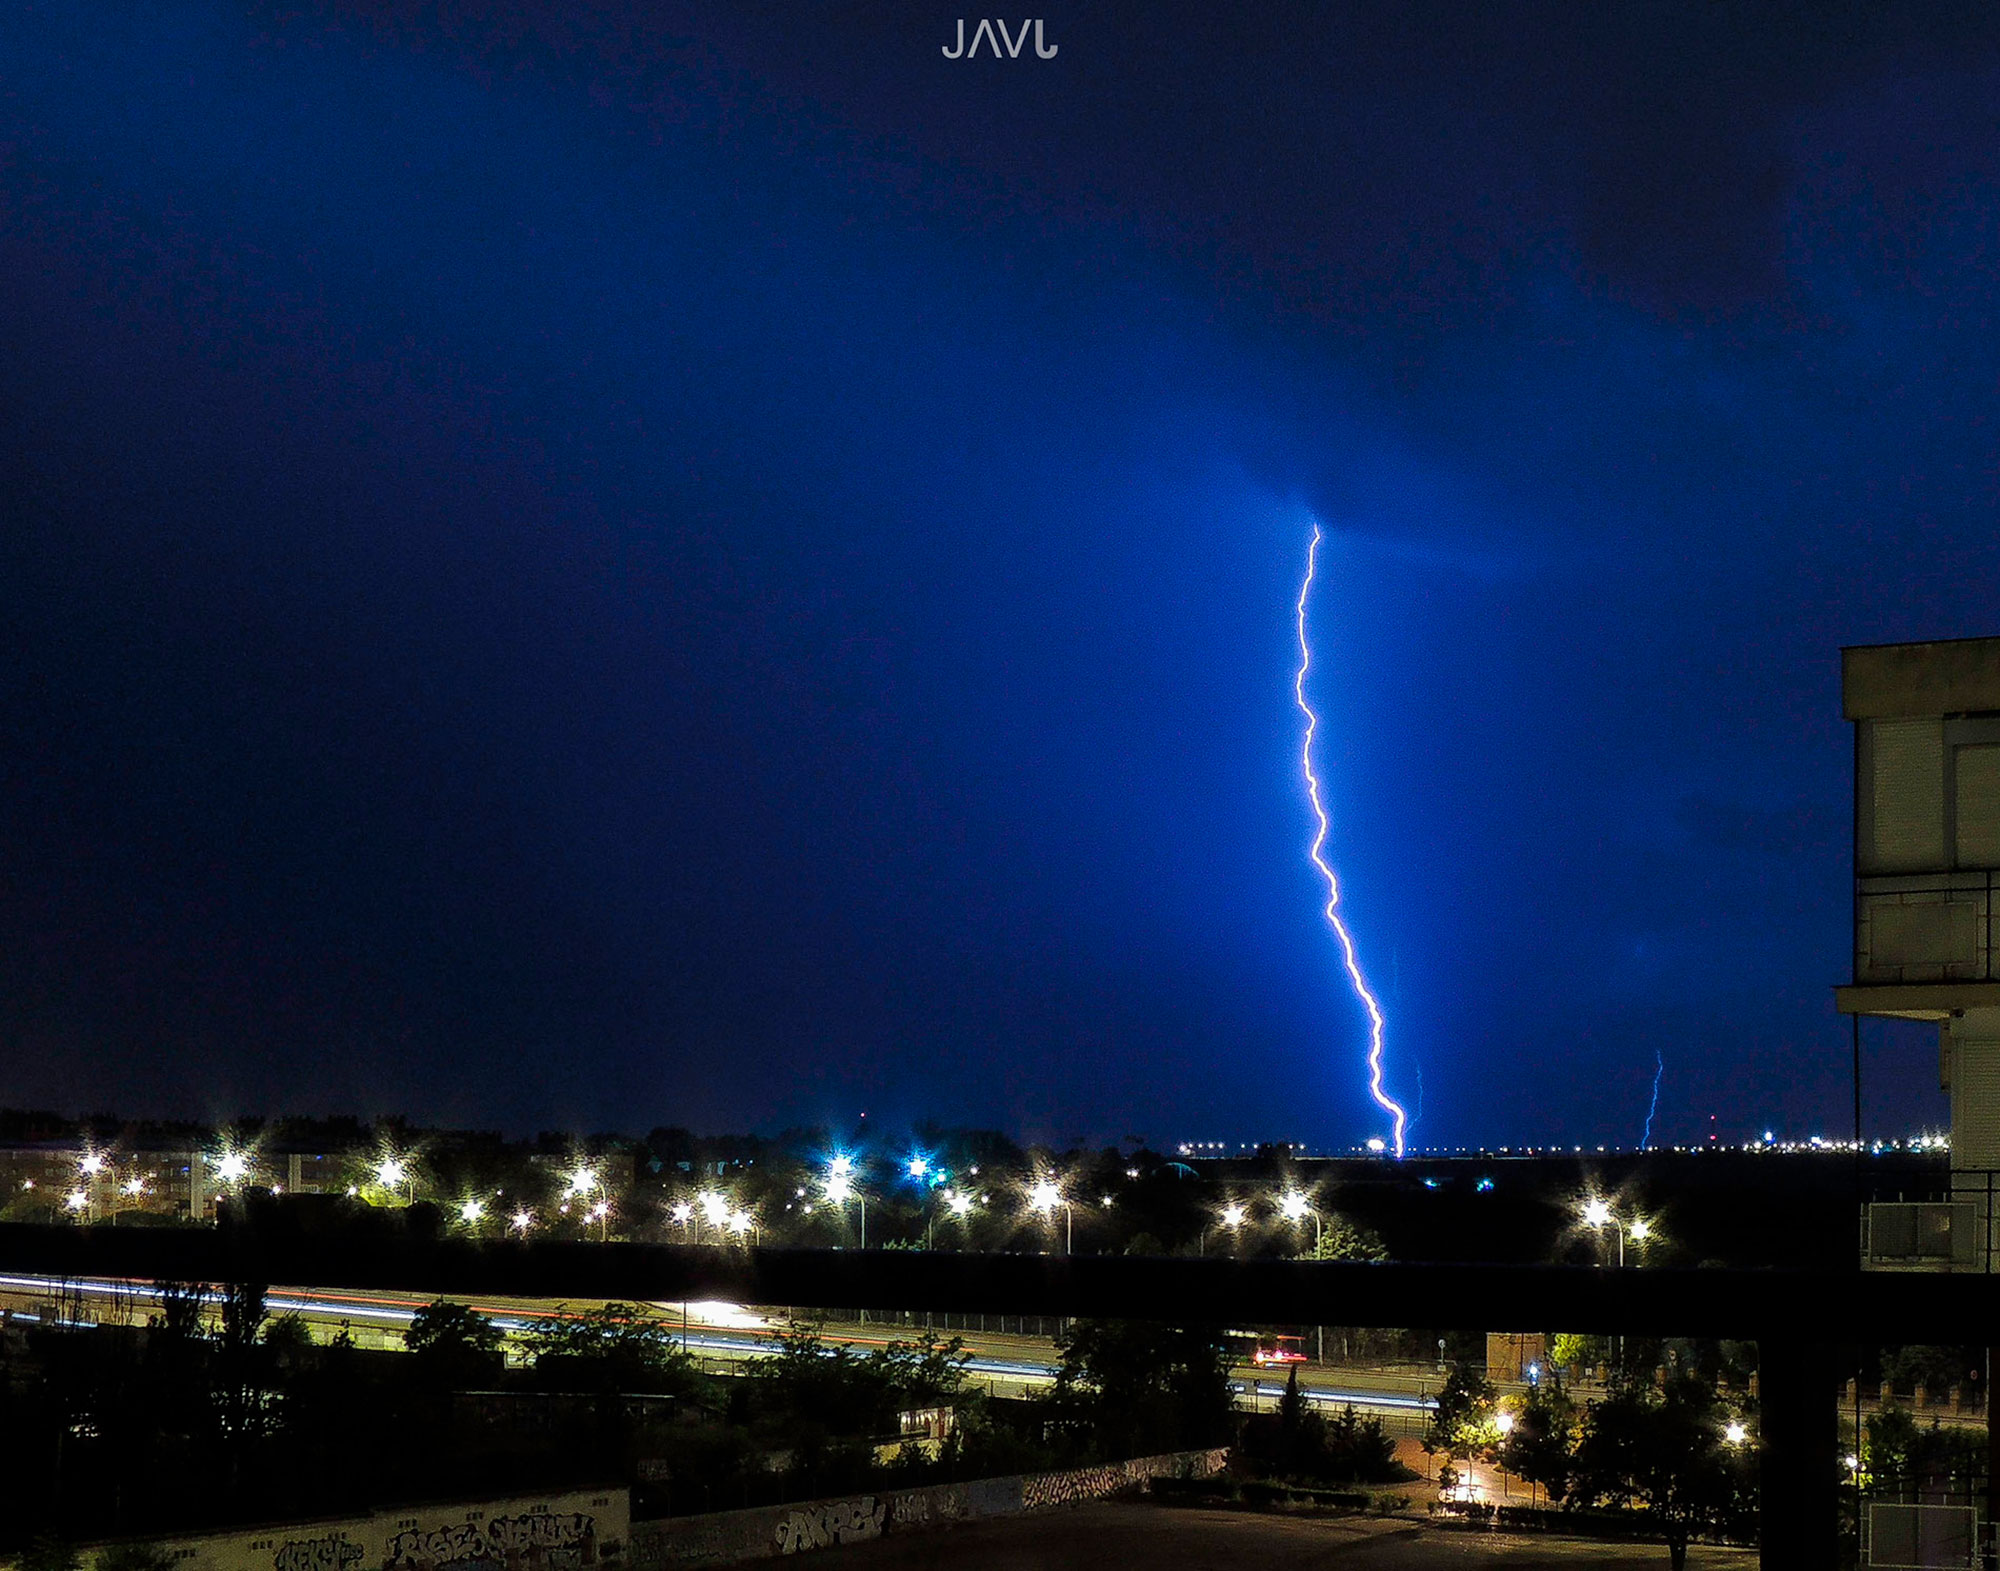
[3,1220,1988,1566]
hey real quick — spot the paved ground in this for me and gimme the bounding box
[789,1500,1756,1571]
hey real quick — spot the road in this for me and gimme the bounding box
[0,1269,1440,1420]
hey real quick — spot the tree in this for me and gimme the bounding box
[17,1537,80,1571]
[214,1281,270,1447]
[868,1328,972,1409]
[1498,1384,1578,1502]
[95,1546,176,1571]
[1424,1364,1497,1478]
[1882,1344,1982,1398]
[404,1299,505,1389]
[1305,1215,1389,1262]
[1048,1319,1233,1460]
[525,1303,692,1394]
[1549,1332,1604,1379]
[1568,1375,1752,1570]
[747,1321,897,1436]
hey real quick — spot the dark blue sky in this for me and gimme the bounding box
[2,2,1995,1146]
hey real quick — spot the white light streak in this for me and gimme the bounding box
[1295,524,1407,1157]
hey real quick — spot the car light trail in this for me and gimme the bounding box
[1642,1049,1664,1149]
[1295,524,1407,1158]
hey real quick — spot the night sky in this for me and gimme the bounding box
[3,3,1997,1147]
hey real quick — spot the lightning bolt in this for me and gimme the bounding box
[1295,524,1407,1158]
[1642,1050,1664,1150]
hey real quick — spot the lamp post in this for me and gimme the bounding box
[1278,1191,1325,1357]
[1278,1190,1322,1251]
[375,1156,417,1205]
[1581,1198,1650,1268]
[1029,1178,1072,1254]
[930,1188,975,1249]
[1202,1202,1248,1256]
[825,1158,866,1249]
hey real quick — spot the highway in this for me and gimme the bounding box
[0,1269,1439,1421]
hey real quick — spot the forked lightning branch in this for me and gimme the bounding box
[1293,525,1408,1158]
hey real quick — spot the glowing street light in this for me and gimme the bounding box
[927,1186,978,1247]
[1278,1190,1323,1252]
[1580,1199,1650,1267]
[1494,1411,1515,1435]
[1029,1178,1072,1254]
[1202,1201,1248,1256]
[374,1155,417,1205]
[459,1199,485,1226]
[214,1152,249,1185]
[906,1155,930,1181]
[64,1189,87,1215]
[824,1160,867,1249]
[79,1154,104,1177]
[510,1209,534,1234]
[1725,1421,1748,1446]
[121,1176,146,1198]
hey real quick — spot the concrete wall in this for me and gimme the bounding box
[75,1487,629,1571]
[629,1450,1227,1569]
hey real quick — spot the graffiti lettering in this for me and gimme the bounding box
[772,1497,885,1554]
[485,1513,592,1553]
[272,1538,363,1571]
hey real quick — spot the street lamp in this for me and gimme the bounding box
[1029,1177,1072,1254]
[459,1198,485,1227]
[825,1160,867,1249]
[929,1187,976,1249]
[510,1208,534,1235]
[376,1156,415,1205]
[1203,1202,1247,1256]
[1278,1190,1323,1252]
[1581,1199,1650,1267]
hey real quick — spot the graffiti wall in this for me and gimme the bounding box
[83,1489,629,1571]
[628,1450,1227,1569]
[1018,1449,1226,1511]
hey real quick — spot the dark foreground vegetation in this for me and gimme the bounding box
[0,1289,1235,1556]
